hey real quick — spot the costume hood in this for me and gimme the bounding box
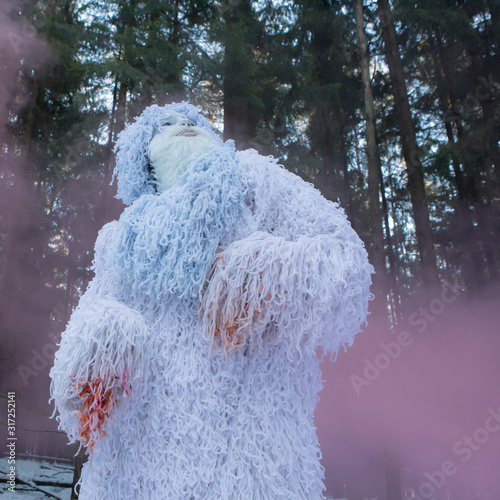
[113,102,222,206]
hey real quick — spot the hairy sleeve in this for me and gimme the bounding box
[201,150,374,358]
[49,222,149,444]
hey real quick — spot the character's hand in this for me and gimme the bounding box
[201,253,280,354]
[72,370,130,454]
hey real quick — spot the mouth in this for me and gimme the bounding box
[177,129,197,137]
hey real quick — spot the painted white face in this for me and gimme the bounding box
[148,112,220,192]
[158,112,197,137]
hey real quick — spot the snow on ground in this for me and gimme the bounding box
[0,458,356,499]
[0,456,73,499]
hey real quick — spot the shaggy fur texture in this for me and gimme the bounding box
[50,103,373,499]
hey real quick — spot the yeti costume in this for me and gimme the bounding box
[50,102,373,499]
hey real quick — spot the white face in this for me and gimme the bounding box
[157,112,198,137]
[148,112,220,192]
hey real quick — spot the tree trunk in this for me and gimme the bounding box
[355,0,387,317]
[222,0,260,149]
[99,81,127,226]
[380,169,401,328]
[341,137,354,224]
[316,149,339,202]
[223,90,259,149]
[0,71,40,327]
[436,33,499,285]
[377,0,439,290]
[70,448,85,499]
[115,81,128,138]
[108,76,119,145]
[385,447,403,500]
[429,31,484,291]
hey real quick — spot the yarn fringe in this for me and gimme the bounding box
[201,231,372,358]
[50,128,373,498]
[49,297,149,450]
[106,142,242,302]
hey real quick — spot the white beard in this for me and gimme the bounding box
[148,127,220,193]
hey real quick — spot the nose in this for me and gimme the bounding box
[180,119,195,127]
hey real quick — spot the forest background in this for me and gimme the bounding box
[0,0,499,499]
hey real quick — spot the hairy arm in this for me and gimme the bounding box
[49,223,149,452]
[201,151,374,358]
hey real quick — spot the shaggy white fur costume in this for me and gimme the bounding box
[50,103,373,499]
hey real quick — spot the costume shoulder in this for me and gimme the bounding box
[235,149,352,241]
[200,149,374,358]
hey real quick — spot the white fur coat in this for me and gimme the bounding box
[50,132,373,499]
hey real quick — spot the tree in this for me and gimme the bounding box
[290,0,363,219]
[214,0,265,148]
[377,0,440,290]
[397,0,500,290]
[355,0,387,315]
